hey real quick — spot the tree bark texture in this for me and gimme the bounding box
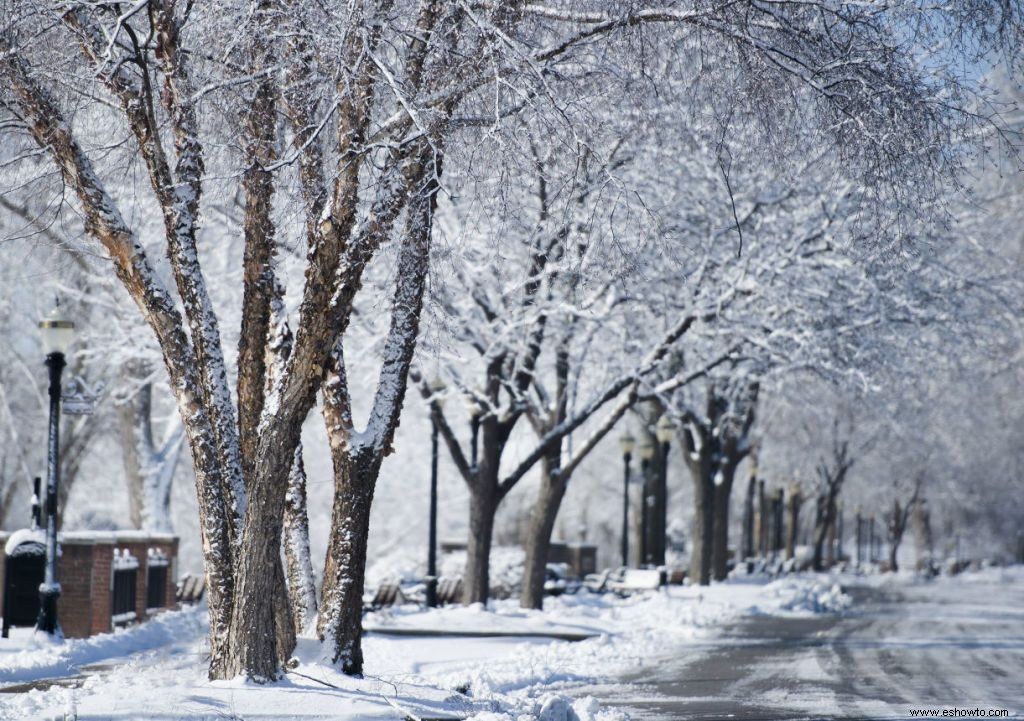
[688,447,715,586]
[520,458,568,610]
[283,446,318,634]
[711,462,738,581]
[317,450,379,674]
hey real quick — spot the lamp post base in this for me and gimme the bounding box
[35,583,62,638]
[424,576,438,608]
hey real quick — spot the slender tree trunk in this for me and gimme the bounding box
[119,386,149,529]
[825,512,837,566]
[119,380,183,532]
[786,488,802,561]
[317,448,379,674]
[741,473,756,560]
[283,445,318,634]
[757,479,768,558]
[521,459,568,610]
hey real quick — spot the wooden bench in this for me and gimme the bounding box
[435,576,463,606]
[175,574,206,605]
[369,581,405,609]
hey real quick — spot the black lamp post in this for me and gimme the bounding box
[638,437,656,566]
[36,302,74,638]
[654,415,676,566]
[618,431,636,567]
[425,377,446,608]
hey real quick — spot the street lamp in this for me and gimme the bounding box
[426,376,446,608]
[36,301,74,638]
[618,431,636,567]
[654,415,676,566]
[638,436,656,566]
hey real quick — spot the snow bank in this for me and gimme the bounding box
[0,574,852,720]
[367,575,854,718]
[0,604,207,686]
[759,578,852,615]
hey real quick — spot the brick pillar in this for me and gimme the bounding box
[57,542,95,639]
[90,542,113,635]
[164,539,179,610]
[120,541,149,622]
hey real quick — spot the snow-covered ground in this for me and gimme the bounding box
[0,574,849,720]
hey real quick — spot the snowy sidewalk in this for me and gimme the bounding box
[0,574,851,720]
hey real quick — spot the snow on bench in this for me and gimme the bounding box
[607,568,663,593]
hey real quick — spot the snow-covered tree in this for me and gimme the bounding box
[2,0,1020,680]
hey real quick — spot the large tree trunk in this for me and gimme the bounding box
[887,498,903,572]
[463,417,503,605]
[222,419,302,680]
[711,463,737,581]
[741,473,756,560]
[464,482,497,605]
[283,445,318,634]
[912,497,934,571]
[689,457,714,586]
[317,448,379,674]
[811,492,836,571]
[316,153,438,672]
[785,487,802,561]
[521,459,568,610]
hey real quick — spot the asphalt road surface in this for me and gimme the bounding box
[585,574,1024,720]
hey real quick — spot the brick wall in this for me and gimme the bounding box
[1,531,179,639]
[117,539,179,621]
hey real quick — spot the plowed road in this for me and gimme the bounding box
[584,572,1024,720]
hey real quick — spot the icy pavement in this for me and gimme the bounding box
[0,575,849,720]
[579,567,1024,720]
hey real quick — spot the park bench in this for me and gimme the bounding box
[435,576,463,605]
[175,574,206,605]
[368,581,406,610]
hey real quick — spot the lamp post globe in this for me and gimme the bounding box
[618,431,636,457]
[40,305,75,356]
[428,376,447,408]
[655,415,676,444]
[638,438,655,461]
[36,301,74,638]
